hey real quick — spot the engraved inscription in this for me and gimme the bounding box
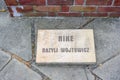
[58,36,74,42]
[36,30,96,63]
[42,35,89,53]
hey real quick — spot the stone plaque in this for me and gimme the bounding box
[36,29,96,64]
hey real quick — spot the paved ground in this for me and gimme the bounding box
[0,0,7,12]
[0,1,120,80]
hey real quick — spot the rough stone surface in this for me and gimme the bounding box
[35,18,62,29]
[85,68,95,80]
[0,50,11,71]
[33,65,87,80]
[0,11,120,80]
[0,13,11,27]
[55,17,91,29]
[0,59,42,80]
[0,13,32,61]
[93,54,120,80]
[0,0,7,10]
[85,18,120,64]
[35,17,91,29]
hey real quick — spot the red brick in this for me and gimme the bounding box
[98,7,120,12]
[61,5,69,12]
[19,0,35,5]
[9,13,14,17]
[86,0,112,5]
[109,13,120,17]
[48,12,57,16]
[8,7,13,13]
[9,12,15,17]
[34,6,61,12]
[84,12,108,17]
[19,0,45,5]
[34,0,46,5]
[70,6,96,12]
[5,0,18,6]
[114,0,120,6]
[16,6,33,13]
[5,0,120,17]
[75,0,84,5]
[23,12,47,16]
[48,0,73,5]
[58,12,82,17]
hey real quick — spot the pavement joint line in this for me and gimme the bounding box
[12,54,31,67]
[85,66,102,80]
[0,48,50,79]
[85,66,97,80]
[30,20,52,80]
[91,52,120,70]
[100,52,120,65]
[95,77,103,80]
[31,19,36,62]
[31,64,51,80]
[91,71,103,80]
[89,52,120,80]
[0,48,46,80]
[84,68,89,80]
[78,18,95,29]
[0,55,12,72]
[0,48,31,67]
[89,70,96,80]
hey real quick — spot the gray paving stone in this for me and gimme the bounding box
[0,50,11,71]
[35,18,62,29]
[0,59,42,80]
[85,18,120,64]
[0,13,11,27]
[35,17,90,29]
[93,54,120,80]
[56,17,90,29]
[33,65,87,80]
[0,13,32,61]
[85,68,95,80]
[0,0,7,10]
